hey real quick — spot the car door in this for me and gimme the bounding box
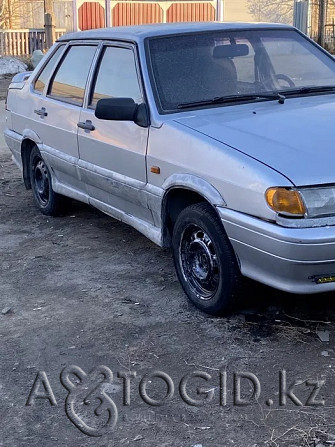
[77,43,152,223]
[31,43,99,194]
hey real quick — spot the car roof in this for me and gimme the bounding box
[58,21,294,43]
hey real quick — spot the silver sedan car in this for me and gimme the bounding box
[5,22,335,314]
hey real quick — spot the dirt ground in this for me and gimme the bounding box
[1,97,335,447]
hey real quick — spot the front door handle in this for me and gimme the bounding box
[77,120,95,131]
[34,107,48,117]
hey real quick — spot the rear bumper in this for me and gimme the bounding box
[218,207,335,294]
[4,128,23,169]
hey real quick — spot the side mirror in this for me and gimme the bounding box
[95,97,149,128]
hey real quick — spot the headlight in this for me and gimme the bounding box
[299,187,335,218]
[266,187,335,218]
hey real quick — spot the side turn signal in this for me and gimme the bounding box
[265,187,306,216]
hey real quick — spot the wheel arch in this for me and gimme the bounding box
[161,174,227,248]
[20,131,42,190]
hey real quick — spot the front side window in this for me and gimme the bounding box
[34,45,64,94]
[90,46,142,108]
[49,45,97,106]
[147,29,335,112]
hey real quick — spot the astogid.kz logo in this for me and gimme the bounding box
[25,365,326,437]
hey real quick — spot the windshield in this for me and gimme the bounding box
[147,29,335,112]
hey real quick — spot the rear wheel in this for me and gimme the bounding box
[30,146,64,216]
[172,202,241,315]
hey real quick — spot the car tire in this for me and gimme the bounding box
[29,146,64,216]
[172,202,241,315]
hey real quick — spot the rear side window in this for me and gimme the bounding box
[34,45,64,94]
[49,45,97,106]
[90,46,142,108]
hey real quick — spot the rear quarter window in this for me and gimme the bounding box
[33,45,65,94]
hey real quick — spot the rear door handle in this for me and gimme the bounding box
[34,107,48,117]
[77,120,95,131]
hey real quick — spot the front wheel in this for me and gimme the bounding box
[172,203,241,315]
[30,146,64,216]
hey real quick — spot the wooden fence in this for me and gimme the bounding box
[0,29,66,57]
[110,1,215,27]
[0,0,217,56]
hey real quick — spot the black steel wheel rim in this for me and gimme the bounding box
[179,224,220,300]
[33,158,50,206]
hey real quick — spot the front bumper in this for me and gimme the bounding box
[218,207,335,294]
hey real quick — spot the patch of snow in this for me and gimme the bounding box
[0,57,27,76]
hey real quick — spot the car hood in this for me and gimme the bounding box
[174,95,335,186]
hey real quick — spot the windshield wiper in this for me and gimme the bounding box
[177,93,286,109]
[280,85,335,96]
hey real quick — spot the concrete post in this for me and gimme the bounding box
[293,0,309,34]
[216,0,224,22]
